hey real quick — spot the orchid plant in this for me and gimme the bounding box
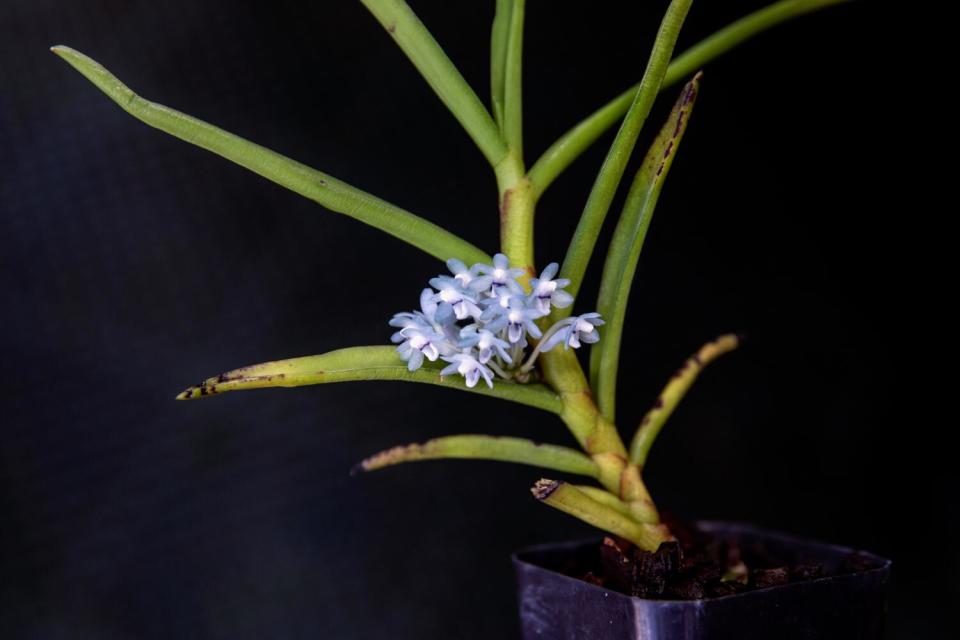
[54,0,848,551]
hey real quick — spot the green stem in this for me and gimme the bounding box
[51,46,489,266]
[360,0,508,167]
[556,0,692,311]
[527,0,851,198]
[629,334,740,466]
[518,318,574,373]
[591,75,702,422]
[176,346,562,414]
[496,156,535,280]
[539,348,626,458]
[356,434,600,478]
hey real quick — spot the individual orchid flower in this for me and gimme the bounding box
[393,326,453,372]
[472,253,525,295]
[429,276,483,320]
[440,352,495,388]
[540,313,605,351]
[446,258,481,288]
[459,326,513,364]
[487,297,544,344]
[528,262,574,315]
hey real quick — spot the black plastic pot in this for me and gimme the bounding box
[513,521,891,639]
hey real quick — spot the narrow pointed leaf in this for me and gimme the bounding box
[356,435,599,478]
[176,346,562,414]
[531,480,671,550]
[527,0,850,198]
[591,75,701,422]
[360,0,508,167]
[51,46,489,266]
[502,0,525,156]
[629,334,740,466]
[556,0,692,312]
[490,0,514,129]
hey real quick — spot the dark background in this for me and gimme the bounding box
[1,1,945,638]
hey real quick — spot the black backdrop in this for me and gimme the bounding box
[1,1,948,638]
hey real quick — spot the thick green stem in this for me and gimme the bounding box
[496,155,535,279]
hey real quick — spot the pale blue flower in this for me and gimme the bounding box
[540,313,604,351]
[429,276,483,321]
[440,352,495,388]
[446,258,481,288]
[529,262,574,315]
[486,297,544,344]
[472,253,525,295]
[459,326,513,364]
[387,254,593,387]
[393,326,453,371]
[390,288,454,332]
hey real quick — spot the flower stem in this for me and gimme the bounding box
[518,319,573,373]
[487,359,513,380]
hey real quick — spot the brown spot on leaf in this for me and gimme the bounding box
[499,188,513,225]
[531,478,560,500]
[673,110,686,138]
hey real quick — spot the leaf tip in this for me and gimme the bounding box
[531,478,561,501]
[176,382,218,400]
[349,461,367,476]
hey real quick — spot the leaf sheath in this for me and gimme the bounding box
[532,480,671,550]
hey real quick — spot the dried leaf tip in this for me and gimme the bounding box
[531,478,561,500]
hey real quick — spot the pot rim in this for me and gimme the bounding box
[511,519,892,604]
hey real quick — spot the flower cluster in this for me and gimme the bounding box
[389,254,604,388]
